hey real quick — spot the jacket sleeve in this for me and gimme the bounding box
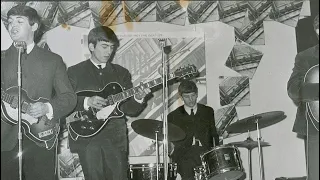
[49,57,77,119]
[67,68,86,111]
[287,53,319,103]
[210,108,220,147]
[118,69,146,117]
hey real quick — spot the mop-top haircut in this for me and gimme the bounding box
[88,26,120,51]
[178,80,198,95]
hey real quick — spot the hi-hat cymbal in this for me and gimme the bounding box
[226,111,287,134]
[131,119,186,142]
[228,137,271,150]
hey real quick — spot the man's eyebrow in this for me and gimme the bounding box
[101,43,115,46]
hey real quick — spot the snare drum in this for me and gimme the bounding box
[128,163,177,180]
[200,145,244,180]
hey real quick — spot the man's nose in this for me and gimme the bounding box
[106,46,113,52]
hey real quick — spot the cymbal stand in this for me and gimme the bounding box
[155,131,159,180]
[247,130,253,180]
[256,118,265,180]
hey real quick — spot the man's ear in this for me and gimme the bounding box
[88,43,95,52]
[31,23,38,32]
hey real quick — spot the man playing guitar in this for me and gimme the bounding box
[287,14,319,180]
[67,26,151,180]
[1,5,77,180]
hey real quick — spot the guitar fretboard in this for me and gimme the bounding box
[112,73,175,103]
[1,89,30,114]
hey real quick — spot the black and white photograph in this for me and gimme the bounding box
[89,1,126,27]
[213,104,239,137]
[187,1,219,24]
[0,0,318,180]
[156,1,187,26]
[219,76,251,107]
[225,39,264,79]
[123,1,156,22]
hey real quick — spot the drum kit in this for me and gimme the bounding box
[130,111,287,180]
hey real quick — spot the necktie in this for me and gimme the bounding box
[190,109,194,116]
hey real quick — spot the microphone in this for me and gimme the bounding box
[14,41,27,50]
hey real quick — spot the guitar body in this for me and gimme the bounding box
[68,82,125,138]
[304,64,319,130]
[1,87,60,149]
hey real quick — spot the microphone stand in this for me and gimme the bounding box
[16,42,26,180]
[159,39,171,180]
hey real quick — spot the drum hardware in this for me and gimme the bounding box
[228,131,271,180]
[128,163,177,180]
[131,119,186,142]
[200,145,244,180]
[225,111,287,134]
[131,119,185,180]
[226,111,287,180]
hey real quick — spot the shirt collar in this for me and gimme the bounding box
[26,42,35,54]
[184,104,198,115]
[90,59,106,69]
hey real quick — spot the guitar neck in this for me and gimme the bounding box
[112,72,175,103]
[1,89,14,104]
[1,89,31,114]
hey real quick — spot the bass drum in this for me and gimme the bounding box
[128,163,177,180]
[200,145,244,180]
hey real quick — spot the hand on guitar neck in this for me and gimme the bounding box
[85,85,151,110]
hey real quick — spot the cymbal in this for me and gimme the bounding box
[131,119,186,142]
[228,137,271,150]
[226,111,287,134]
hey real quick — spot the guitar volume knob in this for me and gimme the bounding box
[81,125,87,129]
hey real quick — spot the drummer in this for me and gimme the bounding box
[168,80,220,180]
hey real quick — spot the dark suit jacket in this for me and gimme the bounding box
[67,59,146,151]
[1,44,77,151]
[287,44,319,136]
[168,103,219,163]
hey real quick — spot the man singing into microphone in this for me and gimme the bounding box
[1,5,76,180]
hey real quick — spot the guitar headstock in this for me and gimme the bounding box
[174,64,199,80]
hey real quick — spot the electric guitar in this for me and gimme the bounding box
[304,64,319,131]
[67,65,199,139]
[1,87,60,149]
